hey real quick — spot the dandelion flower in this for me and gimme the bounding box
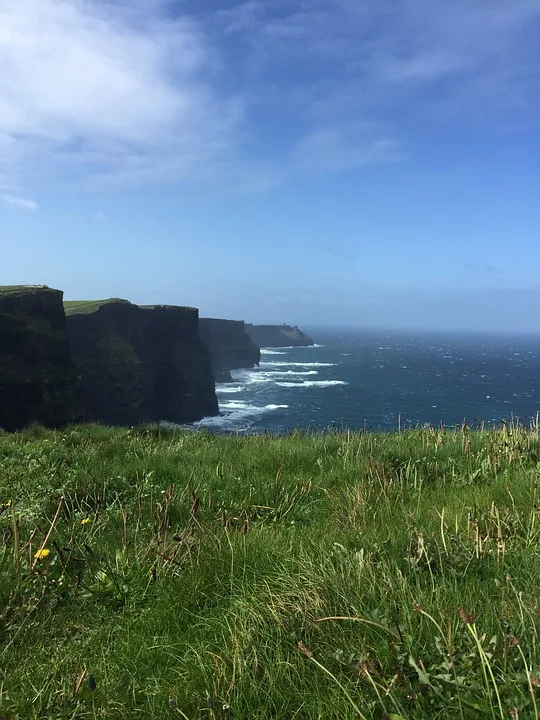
[34,548,50,560]
[81,517,90,525]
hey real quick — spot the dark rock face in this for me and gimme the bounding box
[66,300,218,425]
[0,286,82,431]
[199,318,261,382]
[245,324,314,348]
[139,305,219,423]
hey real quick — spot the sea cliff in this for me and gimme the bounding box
[0,286,82,431]
[199,318,261,382]
[245,324,314,348]
[65,299,218,425]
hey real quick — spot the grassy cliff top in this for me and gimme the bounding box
[0,284,56,296]
[63,298,130,315]
[200,317,244,325]
[64,300,198,315]
[2,423,540,717]
[139,304,198,312]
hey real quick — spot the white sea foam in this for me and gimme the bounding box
[230,369,275,384]
[193,401,289,430]
[260,370,318,376]
[261,345,297,350]
[219,400,288,413]
[276,380,347,388]
[259,344,322,351]
[219,401,256,410]
[229,368,319,384]
[215,385,245,394]
[259,361,335,368]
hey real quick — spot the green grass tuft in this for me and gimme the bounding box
[1,423,540,718]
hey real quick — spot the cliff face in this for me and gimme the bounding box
[0,286,82,431]
[139,305,218,422]
[199,318,261,382]
[65,300,218,425]
[245,324,314,348]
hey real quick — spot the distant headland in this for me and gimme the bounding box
[245,324,314,348]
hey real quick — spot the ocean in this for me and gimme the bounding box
[193,328,540,433]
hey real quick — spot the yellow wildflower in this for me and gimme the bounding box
[5,499,12,508]
[81,517,90,525]
[34,548,50,560]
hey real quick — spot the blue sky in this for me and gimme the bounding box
[1,0,539,332]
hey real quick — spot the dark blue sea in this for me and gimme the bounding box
[194,329,540,433]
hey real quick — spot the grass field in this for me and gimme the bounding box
[1,423,540,718]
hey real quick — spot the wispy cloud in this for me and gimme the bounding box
[0,0,538,190]
[215,0,540,123]
[2,194,39,211]
[208,0,540,185]
[0,0,241,188]
[293,130,404,173]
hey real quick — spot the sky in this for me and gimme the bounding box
[1,0,539,333]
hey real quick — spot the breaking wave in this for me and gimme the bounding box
[194,400,289,431]
[259,361,335,368]
[275,380,348,388]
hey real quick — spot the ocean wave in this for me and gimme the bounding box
[261,344,323,349]
[260,349,287,355]
[230,369,275,384]
[215,385,245,394]
[260,370,318,377]
[194,401,289,430]
[228,369,319,394]
[219,400,288,412]
[275,380,347,388]
[220,401,257,410]
[261,345,298,350]
[259,361,335,368]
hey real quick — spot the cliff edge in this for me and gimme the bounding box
[245,324,314,348]
[199,318,261,382]
[65,299,218,425]
[0,286,82,431]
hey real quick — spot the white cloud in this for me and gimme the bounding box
[2,193,38,211]
[1,0,538,191]
[0,0,242,187]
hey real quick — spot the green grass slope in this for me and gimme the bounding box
[63,299,128,315]
[0,285,50,295]
[1,425,540,718]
